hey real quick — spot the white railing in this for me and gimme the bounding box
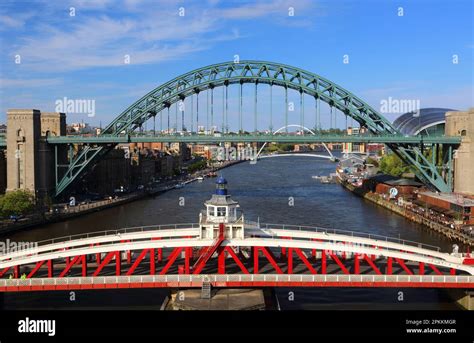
[258,223,441,252]
[0,223,201,258]
[2,221,439,253]
[0,274,472,288]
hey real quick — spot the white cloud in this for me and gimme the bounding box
[219,0,311,19]
[0,15,24,29]
[5,0,315,73]
[11,11,223,72]
[0,12,36,30]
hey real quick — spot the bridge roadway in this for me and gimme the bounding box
[41,133,462,145]
[2,133,458,147]
[0,223,473,292]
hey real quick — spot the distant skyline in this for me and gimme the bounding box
[0,0,472,129]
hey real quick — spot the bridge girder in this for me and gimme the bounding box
[54,61,457,196]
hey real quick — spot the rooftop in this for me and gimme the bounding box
[393,108,456,136]
[205,194,239,206]
[419,191,474,207]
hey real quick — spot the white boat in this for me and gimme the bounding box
[197,176,204,181]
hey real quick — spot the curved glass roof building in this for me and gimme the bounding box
[393,108,457,136]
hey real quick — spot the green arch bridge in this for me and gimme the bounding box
[5,61,462,196]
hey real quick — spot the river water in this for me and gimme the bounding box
[3,157,460,310]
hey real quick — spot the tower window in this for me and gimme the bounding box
[460,129,467,136]
[217,207,226,216]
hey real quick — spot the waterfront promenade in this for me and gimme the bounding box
[338,177,474,248]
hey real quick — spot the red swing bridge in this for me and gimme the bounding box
[1,177,473,293]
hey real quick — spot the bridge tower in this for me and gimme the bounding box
[199,177,244,239]
[6,109,66,199]
[445,108,474,195]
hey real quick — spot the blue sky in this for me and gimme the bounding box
[0,0,472,130]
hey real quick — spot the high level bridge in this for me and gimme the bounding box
[3,61,463,197]
[1,178,473,293]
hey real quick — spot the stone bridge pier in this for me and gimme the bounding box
[446,108,474,195]
[6,109,66,200]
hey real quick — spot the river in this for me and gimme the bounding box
[3,157,460,310]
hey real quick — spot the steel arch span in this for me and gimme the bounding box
[1,223,473,292]
[103,61,397,135]
[55,61,452,196]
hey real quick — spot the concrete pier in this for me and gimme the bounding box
[165,288,266,310]
[446,289,474,310]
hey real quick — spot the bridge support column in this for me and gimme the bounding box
[6,109,66,198]
[354,253,360,274]
[116,252,121,276]
[184,248,191,274]
[150,248,156,275]
[387,257,393,274]
[311,238,319,260]
[158,248,163,263]
[47,259,53,277]
[82,256,87,277]
[253,247,259,274]
[218,247,226,274]
[419,262,425,275]
[446,108,474,195]
[321,250,327,274]
[287,248,293,274]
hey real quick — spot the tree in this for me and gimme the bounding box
[188,159,207,173]
[280,144,294,152]
[379,153,410,177]
[366,157,379,167]
[0,190,35,218]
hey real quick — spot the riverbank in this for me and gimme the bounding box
[339,179,474,248]
[0,160,244,237]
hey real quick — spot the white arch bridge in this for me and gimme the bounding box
[0,223,473,292]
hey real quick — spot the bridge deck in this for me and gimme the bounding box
[42,134,462,145]
[1,224,473,292]
[1,224,472,273]
[1,274,472,292]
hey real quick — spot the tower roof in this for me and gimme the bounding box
[216,176,227,185]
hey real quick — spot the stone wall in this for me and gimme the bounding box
[446,108,474,195]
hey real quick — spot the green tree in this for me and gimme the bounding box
[0,190,35,218]
[366,157,379,167]
[188,159,207,173]
[379,153,410,177]
[279,144,294,152]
